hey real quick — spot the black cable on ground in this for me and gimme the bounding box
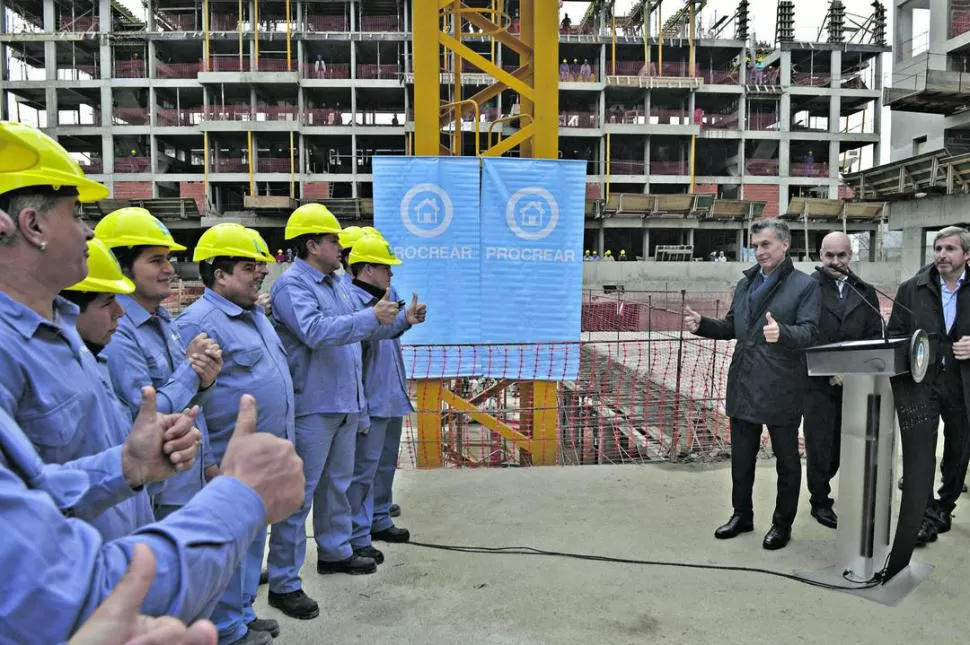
[403,540,884,591]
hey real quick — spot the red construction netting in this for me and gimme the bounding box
[745,159,779,176]
[114,157,151,173]
[356,64,401,79]
[791,162,830,178]
[302,108,345,126]
[747,112,779,131]
[256,158,292,172]
[359,15,400,31]
[300,63,351,79]
[113,60,146,78]
[559,111,598,128]
[157,63,200,79]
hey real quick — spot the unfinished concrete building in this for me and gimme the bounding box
[0,0,889,258]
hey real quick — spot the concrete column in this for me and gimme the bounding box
[736,228,744,258]
[900,225,924,276]
[685,228,694,247]
[829,139,840,180]
[830,49,841,89]
[642,228,650,260]
[350,34,357,79]
[780,51,791,87]
[868,230,876,262]
[349,0,356,31]
[148,40,157,79]
[894,6,913,57]
[829,94,839,134]
[780,92,791,133]
[779,138,790,176]
[99,0,112,79]
[597,225,605,255]
[44,0,55,123]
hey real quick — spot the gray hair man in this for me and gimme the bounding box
[685,218,820,550]
[888,226,970,549]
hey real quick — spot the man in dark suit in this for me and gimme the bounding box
[805,232,884,529]
[685,219,820,550]
[888,226,970,547]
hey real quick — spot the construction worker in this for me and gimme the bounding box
[602,249,615,262]
[619,249,628,261]
[55,238,155,540]
[583,250,591,261]
[266,203,401,619]
[346,234,426,564]
[0,122,309,640]
[174,223,291,645]
[97,207,223,520]
[337,224,365,278]
[275,248,286,263]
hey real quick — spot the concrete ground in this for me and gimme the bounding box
[255,461,966,645]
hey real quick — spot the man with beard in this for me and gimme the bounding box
[684,218,820,550]
[804,232,884,529]
[174,224,293,645]
[888,226,970,547]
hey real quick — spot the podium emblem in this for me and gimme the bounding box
[910,329,930,383]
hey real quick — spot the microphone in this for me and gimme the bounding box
[829,264,915,317]
[815,265,888,342]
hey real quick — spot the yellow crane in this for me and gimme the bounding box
[411,1,560,467]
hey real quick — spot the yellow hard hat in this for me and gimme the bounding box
[348,234,401,266]
[284,203,341,240]
[360,225,384,239]
[605,250,612,255]
[193,222,275,262]
[277,249,283,254]
[338,225,365,249]
[94,207,188,251]
[64,238,135,294]
[0,121,109,202]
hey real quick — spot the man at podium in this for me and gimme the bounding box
[805,232,884,529]
[888,226,970,547]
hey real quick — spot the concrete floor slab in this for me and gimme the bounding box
[256,462,964,645]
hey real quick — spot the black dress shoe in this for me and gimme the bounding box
[247,617,281,638]
[258,569,268,586]
[927,506,952,534]
[317,553,377,575]
[389,503,401,517]
[372,526,410,543]
[714,514,753,539]
[811,506,838,529]
[268,589,319,620]
[354,544,385,564]
[762,525,791,550]
[915,518,938,547]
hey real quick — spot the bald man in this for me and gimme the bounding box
[806,232,884,528]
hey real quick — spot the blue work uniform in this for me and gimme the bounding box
[176,288,295,645]
[0,292,154,540]
[0,404,267,643]
[103,293,215,514]
[268,258,406,592]
[347,282,414,546]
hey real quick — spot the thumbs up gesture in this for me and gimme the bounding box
[763,311,780,344]
[684,306,701,333]
[406,291,427,325]
[121,387,202,489]
[372,288,400,325]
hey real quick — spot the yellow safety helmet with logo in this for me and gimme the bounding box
[193,223,275,263]
[94,207,187,251]
[0,121,109,202]
[284,203,341,240]
[64,238,135,294]
[348,234,401,266]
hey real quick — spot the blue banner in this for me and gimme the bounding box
[480,158,585,379]
[373,156,481,377]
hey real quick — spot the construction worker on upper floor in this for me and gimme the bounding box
[97,206,223,519]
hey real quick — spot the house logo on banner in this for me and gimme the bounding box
[400,183,453,238]
[506,187,559,241]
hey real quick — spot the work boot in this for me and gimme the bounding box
[371,526,410,543]
[353,544,385,564]
[317,553,377,575]
[268,589,319,620]
[247,618,280,638]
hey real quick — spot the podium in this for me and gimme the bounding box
[794,334,933,605]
